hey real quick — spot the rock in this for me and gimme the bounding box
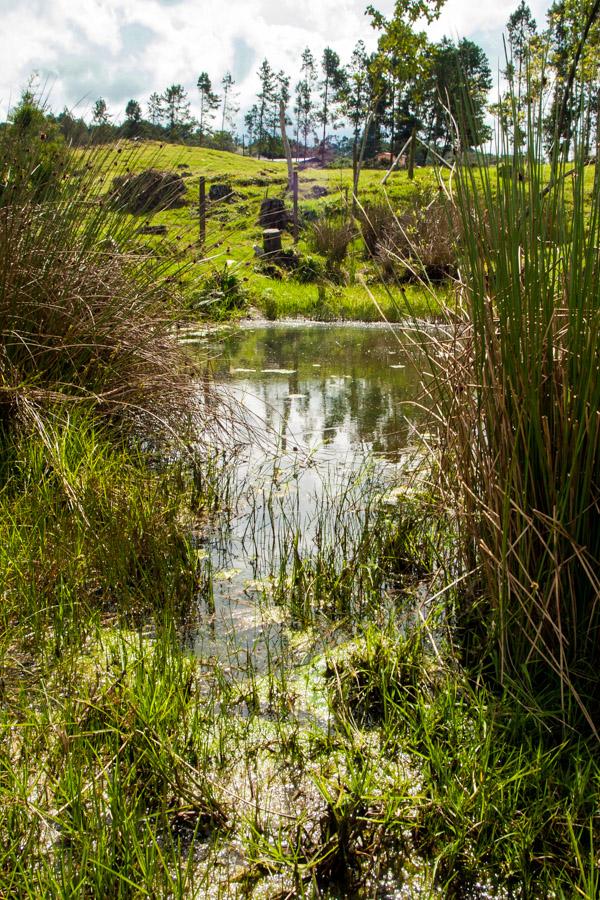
[111,169,187,213]
[138,224,168,235]
[310,185,329,198]
[209,183,235,202]
[259,198,289,230]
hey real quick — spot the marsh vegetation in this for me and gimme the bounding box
[2,13,600,896]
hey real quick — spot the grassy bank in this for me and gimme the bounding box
[78,140,449,322]
[79,140,595,324]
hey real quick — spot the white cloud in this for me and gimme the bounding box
[0,0,551,123]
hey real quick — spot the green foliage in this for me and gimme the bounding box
[0,415,201,646]
[261,288,279,319]
[193,264,247,317]
[3,89,68,199]
[327,627,426,725]
[420,37,493,153]
[293,252,327,283]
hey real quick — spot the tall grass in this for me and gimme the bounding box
[0,113,228,895]
[0,126,195,435]
[428,104,600,732]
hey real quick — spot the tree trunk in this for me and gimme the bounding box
[390,82,396,157]
[407,124,417,180]
[353,110,375,211]
[280,100,294,191]
[321,79,329,161]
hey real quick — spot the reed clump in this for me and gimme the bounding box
[431,125,600,732]
[308,216,355,267]
[0,115,194,434]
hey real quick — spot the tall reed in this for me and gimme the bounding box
[431,104,600,732]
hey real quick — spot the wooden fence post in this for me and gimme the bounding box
[293,169,299,245]
[199,176,206,246]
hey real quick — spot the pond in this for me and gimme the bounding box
[208,321,425,459]
[186,322,428,662]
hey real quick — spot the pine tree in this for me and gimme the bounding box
[162,84,194,138]
[499,2,539,146]
[317,48,346,158]
[92,98,110,125]
[418,38,492,157]
[244,104,259,151]
[342,41,372,147]
[125,99,142,123]
[340,41,379,201]
[197,72,220,145]
[220,72,239,137]
[147,92,164,127]
[123,99,142,138]
[255,59,276,157]
[294,48,318,159]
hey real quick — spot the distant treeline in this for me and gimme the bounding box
[9,1,600,165]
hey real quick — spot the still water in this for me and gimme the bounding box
[208,321,424,459]
[188,322,427,660]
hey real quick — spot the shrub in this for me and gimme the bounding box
[383,192,459,281]
[294,253,326,283]
[360,193,459,281]
[309,217,355,266]
[193,265,247,317]
[1,90,68,201]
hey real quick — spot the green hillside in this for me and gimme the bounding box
[83,140,444,321]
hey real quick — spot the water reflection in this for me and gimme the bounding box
[186,323,427,662]
[206,322,425,459]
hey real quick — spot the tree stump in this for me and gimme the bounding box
[209,183,234,202]
[263,229,282,255]
[259,198,288,230]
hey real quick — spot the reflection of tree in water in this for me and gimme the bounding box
[322,381,350,445]
[213,326,428,456]
[356,383,385,441]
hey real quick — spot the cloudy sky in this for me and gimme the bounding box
[1,0,551,125]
